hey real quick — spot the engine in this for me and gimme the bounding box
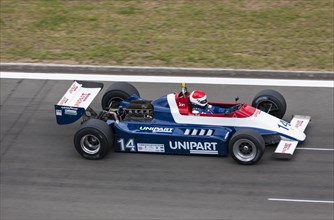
[123,100,153,121]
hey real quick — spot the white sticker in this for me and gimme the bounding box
[55,109,62,116]
[137,143,165,153]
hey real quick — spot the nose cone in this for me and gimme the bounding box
[255,110,307,142]
[289,128,306,142]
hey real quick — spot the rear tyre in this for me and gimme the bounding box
[229,129,265,165]
[252,89,286,119]
[74,119,114,160]
[101,82,140,110]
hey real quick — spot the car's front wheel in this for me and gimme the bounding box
[74,119,114,160]
[252,89,286,119]
[229,129,265,165]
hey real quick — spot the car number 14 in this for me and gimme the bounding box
[118,138,136,151]
[278,119,290,131]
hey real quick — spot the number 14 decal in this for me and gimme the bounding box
[118,138,136,151]
[278,119,290,131]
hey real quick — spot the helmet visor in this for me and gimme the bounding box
[198,99,208,104]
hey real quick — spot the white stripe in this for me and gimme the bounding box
[190,150,218,154]
[297,147,334,151]
[268,198,334,204]
[206,129,214,136]
[0,72,333,88]
[191,129,198,136]
[2,62,333,74]
[184,129,191,135]
[198,129,206,135]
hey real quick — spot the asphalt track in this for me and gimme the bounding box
[1,77,333,219]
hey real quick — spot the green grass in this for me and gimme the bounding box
[0,0,333,71]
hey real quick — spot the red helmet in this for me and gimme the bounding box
[189,90,208,107]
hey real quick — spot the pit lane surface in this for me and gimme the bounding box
[1,79,333,220]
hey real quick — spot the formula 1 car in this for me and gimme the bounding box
[55,81,311,165]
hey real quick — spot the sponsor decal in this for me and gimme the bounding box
[282,143,291,153]
[61,106,78,110]
[59,96,69,105]
[137,143,165,153]
[169,141,218,152]
[139,126,174,133]
[55,109,62,116]
[295,120,304,129]
[60,106,78,115]
[69,84,79,94]
[64,109,77,115]
[254,109,261,117]
[74,93,91,107]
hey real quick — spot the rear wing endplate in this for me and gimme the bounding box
[274,115,311,159]
[55,81,103,125]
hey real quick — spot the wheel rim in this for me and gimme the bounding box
[233,139,257,162]
[256,100,279,115]
[80,134,100,154]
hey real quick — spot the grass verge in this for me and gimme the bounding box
[0,0,333,71]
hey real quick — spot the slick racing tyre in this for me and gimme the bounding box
[229,129,265,165]
[101,82,140,110]
[251,89,286,119]
[74,119,114,160]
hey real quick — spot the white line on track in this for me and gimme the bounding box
[268,198,334,204]
[2,62,334,74]
[297,147,334,151]
[1,71,333,88]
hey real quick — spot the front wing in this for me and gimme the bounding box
[274,115,311,159]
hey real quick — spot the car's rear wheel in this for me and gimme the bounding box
[74,119,114,160]
[252,89,286,119]
[101,82,140,110]
[229,129,265,165]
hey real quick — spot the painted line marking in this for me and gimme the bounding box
[1,71,333,88]
[268,198,334,204]
[297,147,334,151]
[1,62,333,74]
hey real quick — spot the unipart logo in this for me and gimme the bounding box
[139,126,174,133]
[169,141,218,151]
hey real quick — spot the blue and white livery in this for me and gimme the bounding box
[55,81,311,165]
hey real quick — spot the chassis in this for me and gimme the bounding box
[55,81,311,165]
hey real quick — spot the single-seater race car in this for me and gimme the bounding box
[55,81,311,165]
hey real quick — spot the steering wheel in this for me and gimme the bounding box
[235,103,243,110]
[229,103,243,113]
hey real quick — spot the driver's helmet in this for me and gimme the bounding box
[189,90,208,107]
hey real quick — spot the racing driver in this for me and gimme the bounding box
[189,90,230,114]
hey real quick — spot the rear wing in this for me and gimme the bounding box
[55,81,103,125]
[274,115,311,159]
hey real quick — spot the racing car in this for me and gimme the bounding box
[55,81,311,165]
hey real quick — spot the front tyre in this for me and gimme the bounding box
[74,119,114,160]
[252,89,286,119]
[229,129,265,165]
